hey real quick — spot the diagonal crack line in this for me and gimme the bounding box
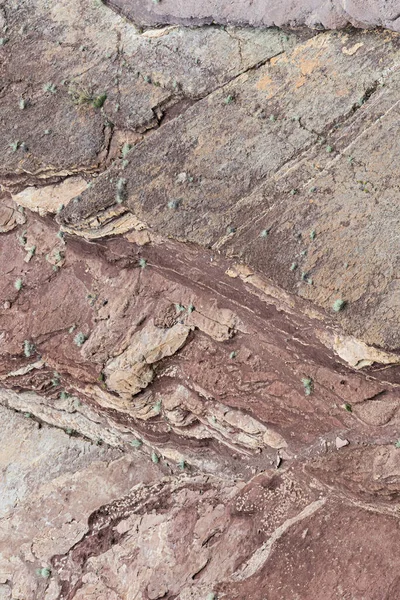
[150,45,290,124]
[231,498,327,581]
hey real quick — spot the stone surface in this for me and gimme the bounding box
[335,435,349,449]
[2,0,400,597]
[0,196,25,233]
[104,320,190,397]
[106,0,400,32]
[0,405,164,600]
[12,178,88,216]
[60,27,400,350]
[0,0,300,192]
[2,406,400,599]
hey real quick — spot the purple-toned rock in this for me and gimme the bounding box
[106,0,400,31]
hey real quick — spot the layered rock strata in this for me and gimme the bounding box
[1,1,400,598]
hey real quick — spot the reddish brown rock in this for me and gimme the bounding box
[2,410,400,600]
[1,1,400,598]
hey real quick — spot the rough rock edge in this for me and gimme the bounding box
[104,0,400,33]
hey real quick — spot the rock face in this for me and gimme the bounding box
[1,0,400,598]
[2,406,400,600]
[106,0,400,32]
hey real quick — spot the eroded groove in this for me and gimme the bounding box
[2,10,400,600]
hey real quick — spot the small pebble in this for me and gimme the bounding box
[335,436,349,450]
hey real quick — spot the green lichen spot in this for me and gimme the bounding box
[43,82,57,94]
[131,438,143,448]
[23,340,35,358]
[332,299,346,312]
[301,377,313,396]
[73,332,87,347]
[92,93,107,108]
[121,142,132,158]
[36,567,51,579]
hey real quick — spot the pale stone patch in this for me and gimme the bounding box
[12,177,88,216]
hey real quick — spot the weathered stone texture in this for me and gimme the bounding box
[2,0,400,597]
[106,0,400,32]
[2,407,400,600]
